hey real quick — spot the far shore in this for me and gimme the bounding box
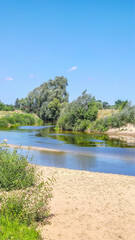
[38,166,135,240]
[105,123,135,144]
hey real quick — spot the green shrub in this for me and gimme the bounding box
[0,147,54,239]
[0,113,37,128]
[0,148,35,191]
[73,120,90,131]
[0,118,9,127]
[0,179,52,224]
[57,91,98,131]
[90,106,135,132]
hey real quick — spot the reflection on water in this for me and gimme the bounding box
[0,125,135,176]
[36,127,135,148]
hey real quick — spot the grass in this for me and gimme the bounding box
[0,144,54,239]
[97,109,118,120]
[0,215,41,240]
[0,110,22,119]
[88,106,135,132]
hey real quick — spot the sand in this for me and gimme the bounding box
[37,166,135,240]
[2,144,63,153]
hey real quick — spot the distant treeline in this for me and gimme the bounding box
[0,102,15,111]
[1,76,134,131]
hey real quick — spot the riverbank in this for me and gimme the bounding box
[4,144,63,153]
[38,166,135,240]
[105,123,135,144]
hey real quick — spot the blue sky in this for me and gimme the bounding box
[0,0,135,104]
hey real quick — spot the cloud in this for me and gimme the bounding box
[67,66,78,72]
[29,74,34,78]
[6,77,14,81]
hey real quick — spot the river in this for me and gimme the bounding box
[0,125,135,176]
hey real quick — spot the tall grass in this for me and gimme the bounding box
[0,144,54,239]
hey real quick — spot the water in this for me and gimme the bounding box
[0,125,135,176]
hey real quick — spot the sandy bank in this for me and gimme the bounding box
[105,124,135,144]
[3,144,63,153]
[38,166,135,240]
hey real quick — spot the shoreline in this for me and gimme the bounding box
[38,166,135,240]
[105,123,135,143]
[2,143,63,153]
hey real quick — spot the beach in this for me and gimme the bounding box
[37,166,135,240]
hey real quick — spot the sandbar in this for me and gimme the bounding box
[38,166,135,240]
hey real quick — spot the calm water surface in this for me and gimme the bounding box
[0,125,135,176]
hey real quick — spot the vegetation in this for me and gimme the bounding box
[89,105,135,132]
[0,144,54,239]
[55,89,134,132]
[0,215,41,240]
[0,112,43,128]
[0,75,134,131]
[0,101,15,111]
[15,76,69,122]
[57,90,98,131]
[0,148,35,191]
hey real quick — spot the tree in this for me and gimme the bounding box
[57,91,98,131]
[25,76,69,121]
[103,102,110,109]
[115,99,130,111]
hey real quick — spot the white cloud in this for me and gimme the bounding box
[67,66,78,72]
[29,74,34,78]
[6,77,14,81]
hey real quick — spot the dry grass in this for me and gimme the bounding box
[97,109,118,120]
[0,110,22,119]
[0,110,39,119]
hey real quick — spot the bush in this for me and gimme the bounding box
[90,106,135,132]
[0,118,9,127]
[0,146,54,239]
[0,113,36,128]
[0,148,35,191]
[57,91,98,131]
[0,178,52,224]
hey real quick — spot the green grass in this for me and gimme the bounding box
[0,215,41,240]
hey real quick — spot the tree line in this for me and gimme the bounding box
[0,76,132,131]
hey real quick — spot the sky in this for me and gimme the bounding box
[0,0,135,105]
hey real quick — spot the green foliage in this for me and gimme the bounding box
[0,215,41,240]
[0,148,35,191]
[0,113,36,127]
[0,118,9,127]
[103,101,110,109]
[0,146,54,239]
[90,105,135,132]
[40,98,61,122]
[115,99,130,111]
[57,90,98,131]
[1,178,52,224]
[16,76,69,122]
[0,101,15,111]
